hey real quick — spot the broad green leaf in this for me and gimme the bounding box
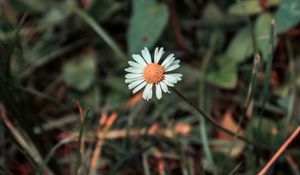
[255,13,276,61]
[226,26,253,63]
[275,0,300,33]
[202,3,224,22]
[63,53,96,91]
[228,0,281,16]
[206,57,237,89]
[128,0,169,54]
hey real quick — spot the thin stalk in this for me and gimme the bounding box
[171,87,264,149]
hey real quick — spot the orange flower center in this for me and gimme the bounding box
[143,63,164,84]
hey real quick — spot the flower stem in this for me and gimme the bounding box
[171,87,259,147]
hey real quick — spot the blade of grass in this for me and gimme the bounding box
[221,56,260,173]
[198,51,216,174]
[228,161,243,175]
[221,55,260,173]
[70,5,127,60]
[0,15,62,173]
[19,39,87,80]
[257,18,276,152]
[234,3,263,169]
[0,106,54,175]
[0,76,67,109]
[40,135,77,173]
[284,38,296,135]
[0,14,27,78]
[0,74,63,173]
[75,101,89,175]
[259,18,276,115]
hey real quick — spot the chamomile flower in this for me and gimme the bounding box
[125,47,182,100]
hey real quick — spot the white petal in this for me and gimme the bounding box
[165,73,182,81]
[168,60,180,66]
[125,77,143,83]
[128,61,143,68]
[154,47,164,63]
[161,54,174,67]
[142,83,151,100]
[147,83,153,100]
[132,54,147,66]
[155,84,162,99]
[141,47,152,64]
[128,79,145,89]
[133,81,147,93]
[159,82,169,93]
[163,57,176,68]
[125,67,144,73]
[154,48,159,62]
[163,79,174,87]
[125,73,143,79]
[165,75,178,84]
[165,64,180,72]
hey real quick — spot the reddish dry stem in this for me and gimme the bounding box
[89,113,118,175]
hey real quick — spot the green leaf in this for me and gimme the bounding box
[226,26,253,63]
[275,0,300,33]
[228,1,262,15]
[228,0,281,16]
[127,0,169,54]
[255,13,275,61]
[202,3,224,22]
[63,53,96,91]
[206,57,237,89]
